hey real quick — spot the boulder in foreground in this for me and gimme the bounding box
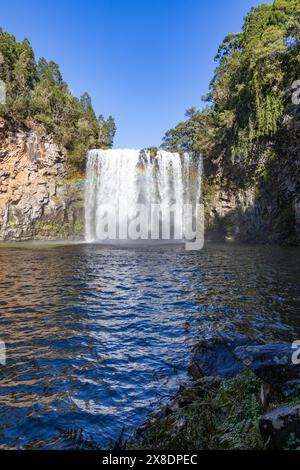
[259,404,300,449]
[233,343,300,397]
[189,333,257,379]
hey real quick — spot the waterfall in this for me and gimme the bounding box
[85,149,202,243]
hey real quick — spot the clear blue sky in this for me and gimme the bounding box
[0,0,271,148]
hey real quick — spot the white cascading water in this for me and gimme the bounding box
[85,149,202,243]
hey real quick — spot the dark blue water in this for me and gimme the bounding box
[0,242,299,449]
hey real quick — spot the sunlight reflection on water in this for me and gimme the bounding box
[0,242,299,449]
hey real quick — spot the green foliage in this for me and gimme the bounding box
[162,0,300,173]
[211,370,262,449]
[127,370,263,450]
[97,114,116,149]
[200,176,219,217]
[162,108,217,155]
[0,29,116,173]
[129,363,300,450]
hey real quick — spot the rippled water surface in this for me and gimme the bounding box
[0,242,299,449]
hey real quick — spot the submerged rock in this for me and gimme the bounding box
[259,404,300,449]
[233,343,300,397]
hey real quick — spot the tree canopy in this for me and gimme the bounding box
[0,29,116,172]
[162,0,300,185]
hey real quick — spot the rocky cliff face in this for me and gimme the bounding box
[204,93,300,246]
[205,176,300,245]
[0,127,84,240]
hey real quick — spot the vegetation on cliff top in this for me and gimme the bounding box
[0,29,116,173]
[162,0,300,187]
